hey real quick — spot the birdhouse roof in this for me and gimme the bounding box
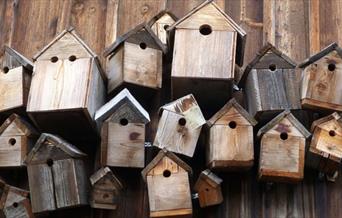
[311,112,342,132]
[147,10,178,27]
[4,46,33,71]
[238,43,297,88]
[194,169,222,191]
[141,148,192,181]
[90,167,123,189]
[299,42,342,68]
[103,23,167,57]
[95,88,150,124]
[207,98,257,127]
[0,114,38,137]
[257,110,310,138]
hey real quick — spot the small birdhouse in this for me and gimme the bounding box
[299,42,342,111]
[0,180,34,218]
[154,94,206,157]
[306,112,342,175]
[206,98,257,170]
[103,23,167,95]
[194,169,223,208]
[238,43,300,118]
[25,133,88,213]
[27,27,106,136]
[141,149,193,218]
[95,88,150,168]
[258,110,310,183]
[90,167,124,210]
[0,46,33,118]
[0,113,38,167]
[148,10,177,45]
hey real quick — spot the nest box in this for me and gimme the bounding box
[90,167,124,210]
[0,114,38,167]
[154,94,206,157]
[238,43,300,118]
[148,11,177,45]
[141,149,192,218]
[206,98,257,170]
[25,133,88,213]
[299,42,342,111]
[95,88,150,168]
[257,111,310,183]
[26,27,106,137]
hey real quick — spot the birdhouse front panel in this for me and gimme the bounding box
[150,13,176,44]
[0,136,26,167]
[196,182,222,208]
[91,177,121,210]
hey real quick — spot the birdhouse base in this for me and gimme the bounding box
[150,208,192,218]
[208,160,254,171]
[301,98,342,112]
[306,148,341,175]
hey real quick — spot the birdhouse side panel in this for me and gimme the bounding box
[107,47,124,94]
[0,136,24,167]
[245,70,262,117]
[150,14,175,44]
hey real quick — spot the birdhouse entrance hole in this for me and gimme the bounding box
[46,159,54,167]
[280,132,288,140]
[328,63,336,71]
[50,56,58,63]
[120,118,128,126]
[2,66,9,74]
[163,25,169,30]
[163,170,171,178]
[228,121,237,129]
[269,64,276,71]
[329,130,336,137]
[69,55,77,62]
[12,202,18,208]
[139,42,147,50]
[8,138,16,146]
[199,24,212,35]
[103,193,109,199]
[178,118,186,126]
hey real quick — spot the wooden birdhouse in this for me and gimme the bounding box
[141,149,192,218]
[257,110,310,183]
[154,94,206,157]
[27,27,106,137]
[90,167,123,210]
[0,113,38,167]
[25,133,88,213]
[306,112,342,175]
[0,46,33,118]
[0,180,34,218]
[194,169,223,208]
[238,43,300,119]
[103,23,167,95]
[148,11,177,45]
[95,88,150,168]
[206,98,257,170]
[299,42,342,111]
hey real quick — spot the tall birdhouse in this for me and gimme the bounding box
[206,98,257,170]
[0,180,34,218]
[238,43,300,119]
[299,42,342,111]
[194,169,223,208]
[0,114,38,167]
[25,133,88,213]
[148,11,177,45]
[306,112,342,175]
[103,23,167,95]
[0,46,33,119]
[95,88,150,168]
[27,27,106,137]
[154,94,206,157]
[258,111,310,183]
[141,149,192,218]
[90,167,124,210]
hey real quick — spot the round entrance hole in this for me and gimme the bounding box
[178,118,186,126]
[199,24,212,35]
[163,170,171,178]
[280,132,288,140]
[120,118,128,126]
[269,64,276,71]
[46,159,54,167]
[328,63,336,71]
[8,138,16,146]
[2,66,9,74]
[228,121,237,129]
[139,42,147,50]
[103,193,109,199]
[163,25,169,30]
[69,55,77,62]
[50,56,58,63]
[12,202,18,208]
[329,130,336,137]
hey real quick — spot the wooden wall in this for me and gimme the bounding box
[1,0,342,218]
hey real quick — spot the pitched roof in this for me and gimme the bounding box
[90,167,123,189]
[94,88,150,124]
[299,42,342,68]
[207,98,257,127]
[4,46,33,71]
[257,110,311,138]
[147,10,178,27]
[238,43,297,87]
[194,169,222,190]
[103,23,167,57]
[141,148,192,181]
[311,112,342,132]
[0,114,38,137]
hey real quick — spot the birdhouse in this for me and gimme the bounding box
[306,112,342,175]
[103,23,167,95]
[141,149,192,218]
[0,114,38,167]
[299,42,342,111]
[0,180,34,218]
[95,88,150,168]
[27,27,106,137]
[238,43,300,118]
[206,98,257,170]
[257,110,310,183]
[90,167,124,210]
[0,46,33,118]
[194,169,223,208]
[148,10,177,45]
[154,94,206,157]
[25,133,88,213]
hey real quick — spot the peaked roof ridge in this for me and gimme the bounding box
[90,167,123,189]
[147,10,178,27]
[4,46,33,71]
[0,113,38,137]
[311,112,342,132]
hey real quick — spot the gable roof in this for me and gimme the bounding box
[207,98,257,127]
[194,169,222,190]
[103,23,167,57]
[141,148,192,181]
[299,42,342,68]
[95,88,150,123]
[238,43,297,88]
[311,112,342,132]
[0,114,38,137]
[4,46,33,71]
[90,167,123,189]
[147,10,178,27]
[257,110,310,138]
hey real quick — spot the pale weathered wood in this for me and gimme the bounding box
[107,47,124,94]
[149,11,177,45]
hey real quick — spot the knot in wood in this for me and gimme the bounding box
[141,5,149,14]
[275,123,291,133]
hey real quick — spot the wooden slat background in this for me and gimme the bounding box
[1,0,342,217]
